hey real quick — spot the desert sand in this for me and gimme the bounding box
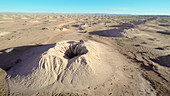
[0,14,170,96]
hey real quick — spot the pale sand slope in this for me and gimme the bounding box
[7,40,112,94]
[3,40,155,96]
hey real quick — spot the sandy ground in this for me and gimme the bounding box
[0,14,170,96]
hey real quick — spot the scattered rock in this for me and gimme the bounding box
[42,27,49,30]
[72,24,80,27]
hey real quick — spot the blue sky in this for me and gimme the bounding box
[0,0,170,15]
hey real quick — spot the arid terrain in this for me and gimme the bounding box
[0,14,170,96]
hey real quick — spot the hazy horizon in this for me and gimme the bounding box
[0,0,170,15]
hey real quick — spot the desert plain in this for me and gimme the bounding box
[0,14,170,96]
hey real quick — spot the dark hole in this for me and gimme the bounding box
[64,43,88,59]
[134,44,140,47]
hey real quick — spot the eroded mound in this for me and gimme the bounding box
[6,40,112,94]
[89,28,140,38]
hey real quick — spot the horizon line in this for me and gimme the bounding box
[0,12,170,16]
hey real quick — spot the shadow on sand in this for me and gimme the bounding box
[0,44,55,71]
[151,55,170,67]
[88,29,125,37]
[157,31,170,35]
